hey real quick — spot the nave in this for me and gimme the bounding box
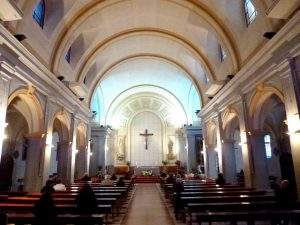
[123,184,174,225]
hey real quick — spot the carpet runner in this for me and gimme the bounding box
[134,176,160,183]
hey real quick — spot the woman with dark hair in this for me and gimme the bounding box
[76,183,98,215]
[116,177,125,187]
[33,188,58,225]
[0,212,7,225]
[216,173,226,185]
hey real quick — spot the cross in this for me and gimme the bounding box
[139,129,154,150]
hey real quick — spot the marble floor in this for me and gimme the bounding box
[123,184,175,225]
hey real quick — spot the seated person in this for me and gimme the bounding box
[41,180,55,194]
[101,175,114,186]
[33,187,58,225]
[53,179,66,192]
[76,184,98,214]
[166,173,176,184]
[0,212,7,225]
[116,177,125,187]
[216,173,226,185]
[110,173,117,180]
[80,173,91,182]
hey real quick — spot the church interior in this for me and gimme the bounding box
[0,0,300,224]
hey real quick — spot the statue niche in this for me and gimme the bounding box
[167,137,176,161]
[116,136,126,163]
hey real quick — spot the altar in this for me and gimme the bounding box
[134,166,160,176]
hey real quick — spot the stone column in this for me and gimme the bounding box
[0,61,12,161]
[215,113,224,173]
[24,135,44,192]
[183,126,202,172]
[206,146,218,179]
[86,123,92,175]
[177,129,187,167]
[90,126,111,175]
[222,139,237,183]
[57,141,70,184]
[250,130,269,189]
[67,113,77,184]
[280,58,300,197]
[236,96,254,187]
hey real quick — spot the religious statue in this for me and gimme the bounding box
[116,136,125,162]
[167,137,176,160]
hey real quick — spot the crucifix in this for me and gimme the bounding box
[139,129,154,150]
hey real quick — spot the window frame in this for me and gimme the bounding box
[244,0,258,26]
[32,0,46,28]
[264,134,272,159]
[65,47,71,64]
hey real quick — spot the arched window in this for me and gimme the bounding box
[264,134,272,159]
[244,0,257,26]
[65,47,71,63]
[33,0,45,28]
[219,44,227,62]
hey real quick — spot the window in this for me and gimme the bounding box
[264,134,272,159]
[65,47,71,63]
[219,45,227,62]
[244,0,257,26]
[33,0,45,28]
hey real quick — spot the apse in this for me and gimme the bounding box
[91,57,202,128]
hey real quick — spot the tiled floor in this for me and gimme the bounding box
[123,184,175,225]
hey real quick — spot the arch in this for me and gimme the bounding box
[51,110,70,142]
[222,106,240,131]
[50,0,240,74]
[88,54,205,105]
[8,88,44,134]
[75,29,215,83]
[249,85,285,130]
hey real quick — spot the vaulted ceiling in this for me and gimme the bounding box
[11,0,279,107]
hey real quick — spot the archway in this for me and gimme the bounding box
[223,115,244,183]
[0,91,43,191]
[49,114,70,183]
[251,93,296,190]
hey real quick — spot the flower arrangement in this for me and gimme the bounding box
[116,152,125,161]
[162,160,168,166]
[141,170,153,176]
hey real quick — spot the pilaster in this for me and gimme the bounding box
[183,126,202,172]
[280,59,300,197]
[0,60,13,161]
[90,125,111,175]
[222,139,237,183]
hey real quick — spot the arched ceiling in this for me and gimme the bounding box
[13,0,275,105]
[91,58,201,127]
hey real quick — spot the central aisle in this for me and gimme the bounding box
[123,184,175,225]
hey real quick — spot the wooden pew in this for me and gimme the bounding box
[7,212,104,225]
[195,209,300,225]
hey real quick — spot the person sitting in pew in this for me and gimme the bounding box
[174,175,184,220]
[53,179,66,192]
[101,175,114,186]
[110,173,117,181]
[116,177,125,187]
[76,184,98,214]
[41,180,55,194]
[33,186,58,225]
[0,212,7,225]
[216,173,226,185]
[80,173,91,182]
[166,173,176,184]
